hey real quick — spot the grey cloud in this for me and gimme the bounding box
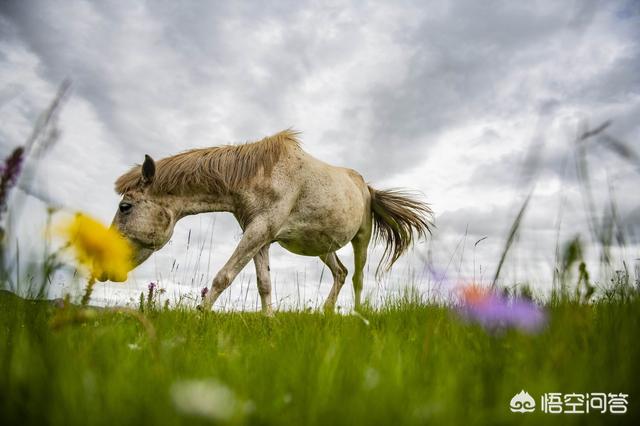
[621,206,640,243]
[3,1,637,180]
[437,205,512,238]
[1,0,368,154]
[351,0,639,180]
[466,109,640,197]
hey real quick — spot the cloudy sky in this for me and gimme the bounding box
[1,0,639,309]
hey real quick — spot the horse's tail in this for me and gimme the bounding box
[368,186,433,277]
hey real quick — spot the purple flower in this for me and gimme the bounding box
[201,287,209,299]
[146,282,157,306]
[457,286,546,333]
[0,147,25,218]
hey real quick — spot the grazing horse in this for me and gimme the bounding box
[105,129,432,314]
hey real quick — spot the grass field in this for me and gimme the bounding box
[1,287,638,425]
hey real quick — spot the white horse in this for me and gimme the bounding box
[105,130,432,314]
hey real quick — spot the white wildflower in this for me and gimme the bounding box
[170,379,237,421]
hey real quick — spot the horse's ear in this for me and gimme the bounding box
[142,154,156,185]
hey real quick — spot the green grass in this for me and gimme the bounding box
[0,290,638,425]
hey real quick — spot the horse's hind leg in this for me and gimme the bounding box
[352,222,372,311]
[320,252,347,312]
[253,245,273,316]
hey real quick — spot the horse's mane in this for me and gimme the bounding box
[115,129,300,195]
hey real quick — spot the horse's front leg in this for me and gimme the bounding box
[201,221,271,311]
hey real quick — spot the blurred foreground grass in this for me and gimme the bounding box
[0,289,638,425]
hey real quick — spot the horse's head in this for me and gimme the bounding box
[99,155,176,282]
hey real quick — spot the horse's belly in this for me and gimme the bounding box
[275,204,363,256]
[276,229,352,256]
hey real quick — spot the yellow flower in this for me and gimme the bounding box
[56,213,132,281]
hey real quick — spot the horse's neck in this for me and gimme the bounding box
[171,192,236,219]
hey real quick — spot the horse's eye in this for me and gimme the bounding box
[119,202,133,214]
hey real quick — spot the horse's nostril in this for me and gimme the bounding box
[119,202,132,213]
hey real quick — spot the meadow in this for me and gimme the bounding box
[0,284,638,425]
